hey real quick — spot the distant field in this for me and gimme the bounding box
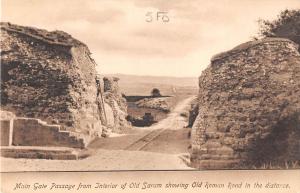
[102,74,198,126]
[104,73,198,96]
[127,94,196,126]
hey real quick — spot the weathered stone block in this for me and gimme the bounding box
[0,120,11,146]
[0,146,78,160]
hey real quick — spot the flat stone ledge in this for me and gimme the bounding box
[190,159,241,169]
[0,146,80,160]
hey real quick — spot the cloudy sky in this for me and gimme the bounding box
[2,0,300,77]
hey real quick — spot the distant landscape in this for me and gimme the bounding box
[102,74,198,127]
[104,74,198,96]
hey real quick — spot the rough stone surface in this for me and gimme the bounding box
[0,22,104,138]
[0,23,129,145]
[191,38,300,169]
[103,77,130,133]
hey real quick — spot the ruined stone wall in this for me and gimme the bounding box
[0,111,86,148]
[1,23,105,143]
[191,38,300,169]
[103,77,130,133]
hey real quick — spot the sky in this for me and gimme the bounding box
[2,0,300,77]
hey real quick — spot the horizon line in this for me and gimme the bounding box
[101,73,199,79]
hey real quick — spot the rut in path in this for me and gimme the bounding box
[125,96,196,151]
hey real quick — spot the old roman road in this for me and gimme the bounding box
[125,96,197,152]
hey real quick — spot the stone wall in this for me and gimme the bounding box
[191,38,300,169]
[103,77,130,133]
[0,111,86,148]
[0,22,107,144]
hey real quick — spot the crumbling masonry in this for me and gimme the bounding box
[0,22,129,148]
[191,38,300,169]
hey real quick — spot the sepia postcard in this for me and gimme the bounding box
[0,0,300,192]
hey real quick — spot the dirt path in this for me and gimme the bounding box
[145,95,196,130]
[125,96,196,151]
